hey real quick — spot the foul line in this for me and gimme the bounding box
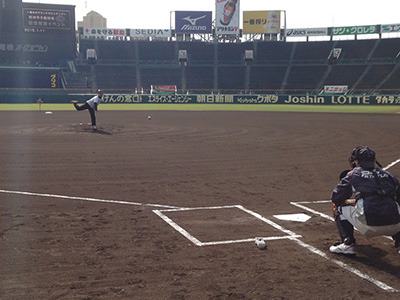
[383,158,400,171]
[290,236,400,293]
[0,189,180,209]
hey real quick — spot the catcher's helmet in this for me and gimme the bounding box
[349,146,376,169]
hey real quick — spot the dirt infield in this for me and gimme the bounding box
[1,110,400,299]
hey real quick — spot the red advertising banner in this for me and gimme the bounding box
[151,85,177,94]
[323,85,348,94]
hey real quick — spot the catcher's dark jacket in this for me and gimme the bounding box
[332,167,400,226]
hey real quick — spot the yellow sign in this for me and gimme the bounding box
[243,11,280,34]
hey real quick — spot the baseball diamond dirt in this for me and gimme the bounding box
[1,110,400,299]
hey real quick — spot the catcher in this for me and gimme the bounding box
[330,146,400,255]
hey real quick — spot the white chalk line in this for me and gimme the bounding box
[289,202,399,293]
[1,158,399,292]
[153,205,302,247]
[155,204,400,292]
[290,158,400,236]
[291,200,334,222]
[290,202,399,292]
[153,209,203,245]
[289,236,400,293]
[0,189,180,209]
[383,158,400,171]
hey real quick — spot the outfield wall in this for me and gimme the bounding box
[0,90,400,105]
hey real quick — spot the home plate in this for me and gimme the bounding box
[273,213,311,222]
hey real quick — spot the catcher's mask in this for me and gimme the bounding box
[348,146,377,169]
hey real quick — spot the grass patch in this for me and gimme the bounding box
[0,103,399,114]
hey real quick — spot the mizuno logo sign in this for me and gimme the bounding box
[182,15,206,26]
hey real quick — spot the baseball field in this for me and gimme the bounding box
[1,105,400,299]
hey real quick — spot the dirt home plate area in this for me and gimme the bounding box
[1,110,400,299]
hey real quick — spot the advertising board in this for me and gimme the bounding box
[243,11,280,34]
[175,11,212,34]
[216,0,240,35]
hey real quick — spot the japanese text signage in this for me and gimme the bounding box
[22,8,71,33]
[100,94,400,105]
[216,0,240,35]
[332,25,377,36]
[324,85,348,94]
[243,11,280,34]
[83,28,126,38]
[0,43,48,53]
[175,11,212,34]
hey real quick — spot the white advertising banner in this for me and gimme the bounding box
[216,0,240,35]
[285,28,328,37]
[83,27,126,38]
[129,29,171,38]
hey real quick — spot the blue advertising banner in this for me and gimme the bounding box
[175,11,212,34]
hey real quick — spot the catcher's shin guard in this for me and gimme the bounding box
[334,207,356,244]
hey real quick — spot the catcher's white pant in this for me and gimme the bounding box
[340,201,400,237]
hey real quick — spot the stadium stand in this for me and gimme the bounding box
[140,67,182,90]
[96,40,135,61]
[334,39,378,61]
[218,42,253,64]
[137,41,175,63]
[93,65,137,90]
[285,65,328,92]
[255,41,293,63]
[354,64,396,93]
[370,38,400,60]
[293,41,333,61]
[185,66,214,91]
[324,65,368,86]
[1,1,399,94]
[218,66,246,91]
[177,41,215,64]
[377,66,400,91]
[249,66,287,92]
[2,34,399,94]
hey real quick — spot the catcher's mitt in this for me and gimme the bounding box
[339,169,351,180]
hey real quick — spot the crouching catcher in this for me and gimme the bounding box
[330,146,400,255]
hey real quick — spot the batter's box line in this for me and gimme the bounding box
[153,204,302,247]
